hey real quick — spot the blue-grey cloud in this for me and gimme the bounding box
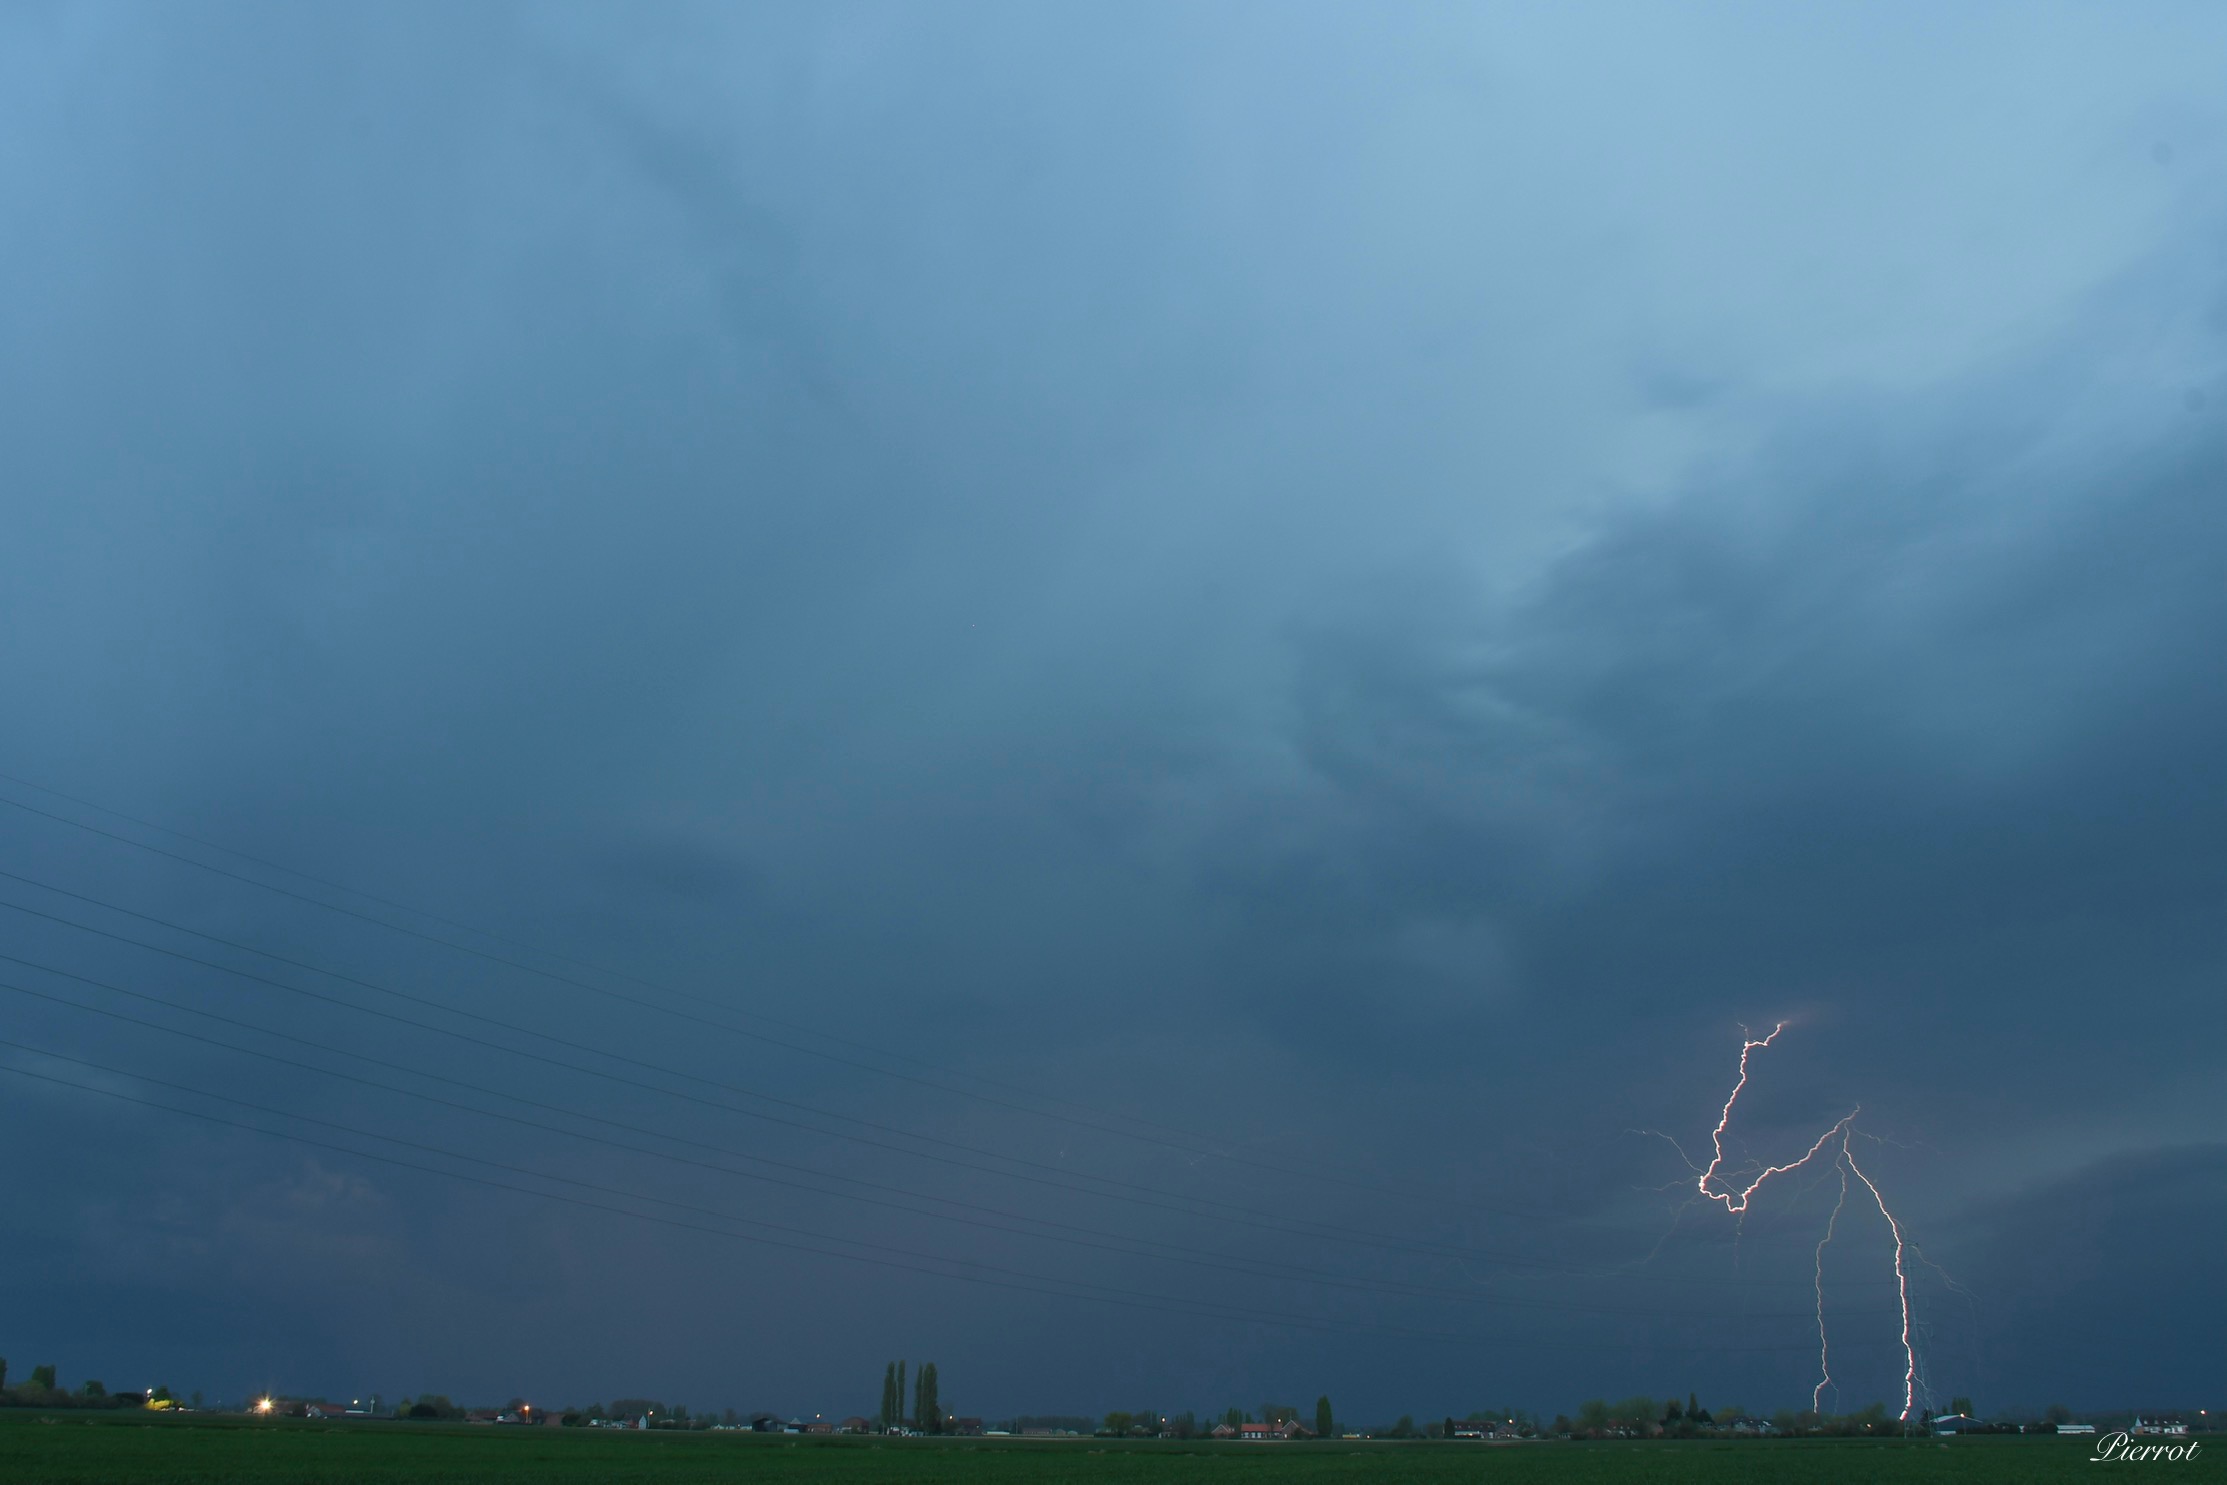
[0,0,2220,1425]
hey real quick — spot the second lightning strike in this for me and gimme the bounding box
[1674,1023,1926,1421]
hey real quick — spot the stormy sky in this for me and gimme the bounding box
[2,1,2221,1424]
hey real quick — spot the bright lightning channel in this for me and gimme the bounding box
[1812,1160,1847,1414]
[1685,1023,1922,1422]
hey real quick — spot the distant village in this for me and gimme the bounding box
[0,1358,2207,1443]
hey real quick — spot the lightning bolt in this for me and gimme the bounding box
[1845,1143,1916,1422]
[1682,1025,1925,1423]
[1693,1023,1854,1215]
[1812,1158,1847,1415]
[1693,1022,1784,1196]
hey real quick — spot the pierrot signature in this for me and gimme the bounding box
[2091,1431,2202,1462]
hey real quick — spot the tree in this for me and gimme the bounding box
[880,1363,897,1430]
[1315,1396,1333,1439]
[1664,1397,1682,1423]
[1689,1391,1708,1424]
[30,1364,57,1393]
[897,1362,907,1425]
[1610,1397,1658,1433]
[1950,1396,1974,1417]
[81,1380,107,1401]
[0,1358,7,1390]
[916,1362,940,1434]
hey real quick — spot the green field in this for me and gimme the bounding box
[0,1412,2158,1485]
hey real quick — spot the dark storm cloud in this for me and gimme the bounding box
[0,0,2221,1425]
[1250,318,2227,1039]
[1939,1145,2227,1408]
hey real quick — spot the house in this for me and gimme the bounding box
[804,1422,834,1435]
[2057,1423,2097,1436]
[951,1418,985,1436]
[2133,1417,2190,1436]
[1726,1417,1778,1435]
[1237,1420,1310,1440]
[1931,1413,1978,1435]
[1451,1421,1494,1439]
[301,1401,372,1420]
[1210,1422,1238,1438]
[839,1417,871,1435]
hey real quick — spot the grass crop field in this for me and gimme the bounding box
[0,1412,2151,1485]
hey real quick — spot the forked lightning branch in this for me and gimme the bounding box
[1661,1024,1927,1421]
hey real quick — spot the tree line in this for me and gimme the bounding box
[0,1358,188,1412]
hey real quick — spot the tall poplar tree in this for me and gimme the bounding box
[897,1362,907,1426]
[879,1363,896,1429]
[916,1363,940,1434]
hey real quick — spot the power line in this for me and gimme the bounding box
[0,882,1603,1264]
[1,971,1870,1311]
[0,1043,1349,1334]
[0,1041,1888,1356]
[0,772,1107,1109]
[0,779,1474,1205]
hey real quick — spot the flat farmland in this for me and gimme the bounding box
[0,1413,2139,1485]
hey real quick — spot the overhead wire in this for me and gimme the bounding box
[0,771,1209,1137]
[0,881,1609,1264]
[0,870,1895,1291]
[0,781,1890,1330]
[0,1040,1895,1355]
[0,970,1873,1311]
[0,780,1484,1205]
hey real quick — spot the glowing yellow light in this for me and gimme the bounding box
[256,1397,275,1414]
